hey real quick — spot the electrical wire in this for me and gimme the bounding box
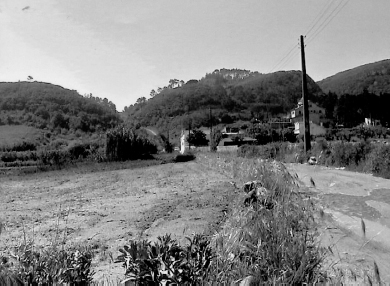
[268,43,298,73]
[307,0,350,45]
[266,0,350,74]
[304,0,338,37]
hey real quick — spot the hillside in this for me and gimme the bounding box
[318,59,390,95]
[123,69,323,140]
[0,82,121,132]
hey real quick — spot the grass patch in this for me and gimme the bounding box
[237,140,390,179]
[0,125,43,147]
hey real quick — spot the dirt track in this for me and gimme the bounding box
[287,163,390,282]
[0,161,238,281]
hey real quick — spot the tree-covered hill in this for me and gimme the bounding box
[122,69,323,143]
[0,81,121,132]
[318,59,390,95]
[122,69,323,141]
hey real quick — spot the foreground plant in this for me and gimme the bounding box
[1,240,94,285]
[116,234,213,285]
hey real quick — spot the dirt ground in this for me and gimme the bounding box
[2,158,390,283]
[0,160,238,282]
[287,163,390,283]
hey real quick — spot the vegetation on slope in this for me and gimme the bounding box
[318,59,390,95]
[123,69,323,141]
[0,82,121,132]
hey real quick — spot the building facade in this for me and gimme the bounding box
[291,98,326,136]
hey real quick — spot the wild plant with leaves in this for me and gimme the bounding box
[105,126,157,161]
[116,234,213,285]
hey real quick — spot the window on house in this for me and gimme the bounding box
[319,110,322,113]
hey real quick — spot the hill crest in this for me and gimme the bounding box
[318,59,390,95]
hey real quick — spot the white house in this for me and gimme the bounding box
[364,118,381,127]
[291,98,326,136]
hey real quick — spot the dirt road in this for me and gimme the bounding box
[0,161,238,282]
[287,163,390,282]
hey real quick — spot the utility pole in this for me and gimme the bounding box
[209,107,213,151]
[300,35,311,152]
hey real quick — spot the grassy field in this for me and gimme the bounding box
[0,125,44,146]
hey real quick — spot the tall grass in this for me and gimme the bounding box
[237,140,390,179]
[105,127,157,161]
[0,215,95,285]
[197,152,326,284]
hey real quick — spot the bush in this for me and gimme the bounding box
[67,142,95,159]
[370,145,390,178]
[195,153,326,283]
[37,150,70,168]
[106,127,158,161]
[1,244,94,285]
[0,141,37,152]
[174,152,196,162]
[238,142,289,161]
[117,234,212,285]
[187,129,208,147]
[210,130,222,152]
[327,141,373,168]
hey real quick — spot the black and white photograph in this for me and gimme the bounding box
[1,0,390,284]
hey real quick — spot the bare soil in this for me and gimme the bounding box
[2,158,390,283]
[0,160,238,282]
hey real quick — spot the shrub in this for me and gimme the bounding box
[117,234,212,285]
[37,150,70,168]
[2,244,94,285]
[238,142,289,161]
[210,130,222,152]
[174,151,196,162]
[370,145,390,178]
[0,141,37,152]
[0,151,18,163]
[187,129,208,147]
[106,127,158,161]
[67,142,93,159]
[196,153,326,283]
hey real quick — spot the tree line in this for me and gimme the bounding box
[0,82,121,132]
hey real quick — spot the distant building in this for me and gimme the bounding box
[265,117,294,130]
[364,118,381,127]
[219,137,256,146]
[291,98,326,136]
[221,126,243,135]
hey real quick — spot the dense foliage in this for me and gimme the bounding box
[238,139,390,179]
[116,234,212,285]
[0,82,121,132]
[186,129,208,146]
[123,70,323,141]
[318,59,390,95]
[317,90,390,128]
[105,127,157,161]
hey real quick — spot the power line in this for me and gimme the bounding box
[279,47,301,71]
[304,0,338,37]
[267,43,298,73]
[307,0,350,45]
[266,0,350,74]
[307,0,346,40]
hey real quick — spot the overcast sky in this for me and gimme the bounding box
[1,0,389,111]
